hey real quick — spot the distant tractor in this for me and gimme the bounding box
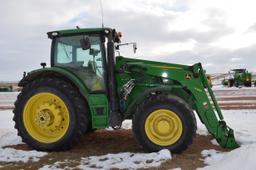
[0,85,13,92]
[222,69,252,87]
[13,27,239,153]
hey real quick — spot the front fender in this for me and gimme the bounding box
[124,85,198,119]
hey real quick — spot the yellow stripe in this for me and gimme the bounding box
[194,87,202,92]
[152,65,182,70]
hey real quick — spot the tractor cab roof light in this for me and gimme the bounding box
[52,32,58,36]
[47,31,59,39]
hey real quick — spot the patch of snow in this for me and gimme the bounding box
[0,130,21,147]
[200,149,224,166]
[40,149,172,170]
[0,110,47,163]
[78,149,171,170]
[210,139,218,146]
[212,86,256,90]
[221,110,256,145]
[105,119,132,130]
[121,119,132,129]
[215,100,256,103]
[195,112,208,136]
[199,144,256,170]
[0,148,47,163]
[39,161,66,170]
[213,89,256,97]
[0,92,18,107]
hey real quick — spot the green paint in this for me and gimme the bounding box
[88,94,109,128]
[115,57,239,148]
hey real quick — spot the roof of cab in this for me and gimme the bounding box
[47,27,112,39]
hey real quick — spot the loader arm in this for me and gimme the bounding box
[188,63,239,149]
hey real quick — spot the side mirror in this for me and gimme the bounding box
[133,43,137,53]
[115,45,120,50]
[80,37,91,50]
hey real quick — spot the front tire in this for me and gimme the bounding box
[13,78,89,151]
[132,94,196,153]
[244,81,251,87]
[228,79,234,87]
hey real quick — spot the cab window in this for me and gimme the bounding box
[54,35,105,92]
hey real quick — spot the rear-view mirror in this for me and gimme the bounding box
[80,37,91,50]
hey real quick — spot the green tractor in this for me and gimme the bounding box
[13,27,239,153]
[222,69,252,87]
[0,85,13,92]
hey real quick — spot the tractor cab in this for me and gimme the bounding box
[47,28,124,128]
[47,28,121,92]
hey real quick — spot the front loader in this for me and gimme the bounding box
[13,27,239,153]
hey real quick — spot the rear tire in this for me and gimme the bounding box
[13,78,89,151]
[132,94,196,153]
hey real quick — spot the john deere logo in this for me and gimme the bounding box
[185,73,192,79]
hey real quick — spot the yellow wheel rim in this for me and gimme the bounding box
[145,109,183,146]
[23,92,70,143]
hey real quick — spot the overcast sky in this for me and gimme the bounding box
[1,0,256,81]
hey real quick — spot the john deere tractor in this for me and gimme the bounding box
[13,27,239,153]
[222,69,252,87]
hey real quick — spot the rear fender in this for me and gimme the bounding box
[19,67,90,99]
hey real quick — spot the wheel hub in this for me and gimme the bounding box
[34,103,62,131]
[145,109,183,146]
[155,119,171,135]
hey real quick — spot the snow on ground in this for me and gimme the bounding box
[78,149,171,170]
[199,144,256,170]
[40,149,172,170]
[212,85,256,91]
[0,108,256,169]
[0,110,47,163]
[0,92,18,107]
[0,110,172,169]
[196,109,256,170]
[114,109,256,170]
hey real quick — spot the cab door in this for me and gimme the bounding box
[54,34,109,128]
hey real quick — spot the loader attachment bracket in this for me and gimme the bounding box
[216,121,240,149]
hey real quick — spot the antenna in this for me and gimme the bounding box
[99,0,104,28]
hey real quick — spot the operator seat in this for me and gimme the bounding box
[87,61,96,74]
